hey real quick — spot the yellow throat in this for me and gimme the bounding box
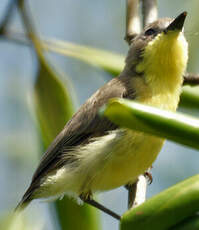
[135,31,188,111]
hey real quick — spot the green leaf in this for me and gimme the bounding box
[17,2,99,228]
[44,38,124,75]
[55,197,99,230]
[101,98,199,150]
[43,39,199,110]
[34,57,74,146]
[180,88,199,109]
[120,175,199,230]
[169,215,199,230]
[0,213,43,230]
[34,55,99,230]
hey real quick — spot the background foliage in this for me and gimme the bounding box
[0,0,199,229]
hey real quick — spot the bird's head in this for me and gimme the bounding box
[124,11,188,86]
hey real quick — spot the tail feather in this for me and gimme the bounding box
[15,195,31,212]
[15,177,41,212]
[15,199,29,212]
[15,188,33,212]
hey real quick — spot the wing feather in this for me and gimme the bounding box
[20,76,135,203]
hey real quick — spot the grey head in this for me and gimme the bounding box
[123,12,187,76]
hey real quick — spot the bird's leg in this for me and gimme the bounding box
[79,192,121,221]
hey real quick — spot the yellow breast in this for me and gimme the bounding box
[92,31,189,191]
[39,32,189,196]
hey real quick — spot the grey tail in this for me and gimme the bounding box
[15,177,40,212]
[15,191,32,212]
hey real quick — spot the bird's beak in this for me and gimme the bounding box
[164,11,187,33]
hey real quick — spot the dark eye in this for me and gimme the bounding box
[144,28,156,36]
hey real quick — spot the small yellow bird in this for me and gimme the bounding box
[16,12,188,219]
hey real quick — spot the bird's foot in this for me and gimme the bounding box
[144,171,153,184]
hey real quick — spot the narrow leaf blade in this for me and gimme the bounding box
[44,39,124,75]
[42,39,199,110]
[34,55,99,230]
[169,215,199,230]
[120,175,199,230]
[101,98,199,150]
[34,59,74,146]
[180,88,199,109]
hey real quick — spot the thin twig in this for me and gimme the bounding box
[142,0,158,27]
[183,73,199,86]
[16,0,44,59]
[0,30,30,46]
[125,0,141,44]
[0,0,16,34]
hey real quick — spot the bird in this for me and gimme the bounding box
[16,12,188,220]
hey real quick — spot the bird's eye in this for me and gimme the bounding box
[144,28,156,36]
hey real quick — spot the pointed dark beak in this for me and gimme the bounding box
[164,11,187,33]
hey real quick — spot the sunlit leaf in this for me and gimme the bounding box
[43,39,199,108]
[180,87,199,109]
[42,39,199,110]
[169,215,199,230]
[101,98,199,149]
[43,38,124,76]
[120,175,199,230]
[16,1,99,229]
[0,213,43,230]
[34,56,74,146]
[34,54,99,230]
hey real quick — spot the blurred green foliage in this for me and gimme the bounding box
[34,33,100,230]
[102,99,199,150]
[1,0,199,230]
[121,175,199,230]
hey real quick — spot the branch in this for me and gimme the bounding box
[0,30,30,46]
[142,0,158,27]
[16,0,44,58]
[183,73,199,86]
[125,0,158,45]
[125,0,141,45]
[0,0,16,34]
[128,175,147,209]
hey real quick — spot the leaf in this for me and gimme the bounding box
[34,57,74,146]
[120,175,199,230]
[43,38,124,76]
[0,213,43,230]
[101,98,199,150]
[169,215,199,230]
[43,39,199,110]
[17,2,99,228]
[34,54,99,230]
[55,197,99,230]
[180,88,199,109]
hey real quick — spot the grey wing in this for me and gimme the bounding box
[19,77,135,204]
